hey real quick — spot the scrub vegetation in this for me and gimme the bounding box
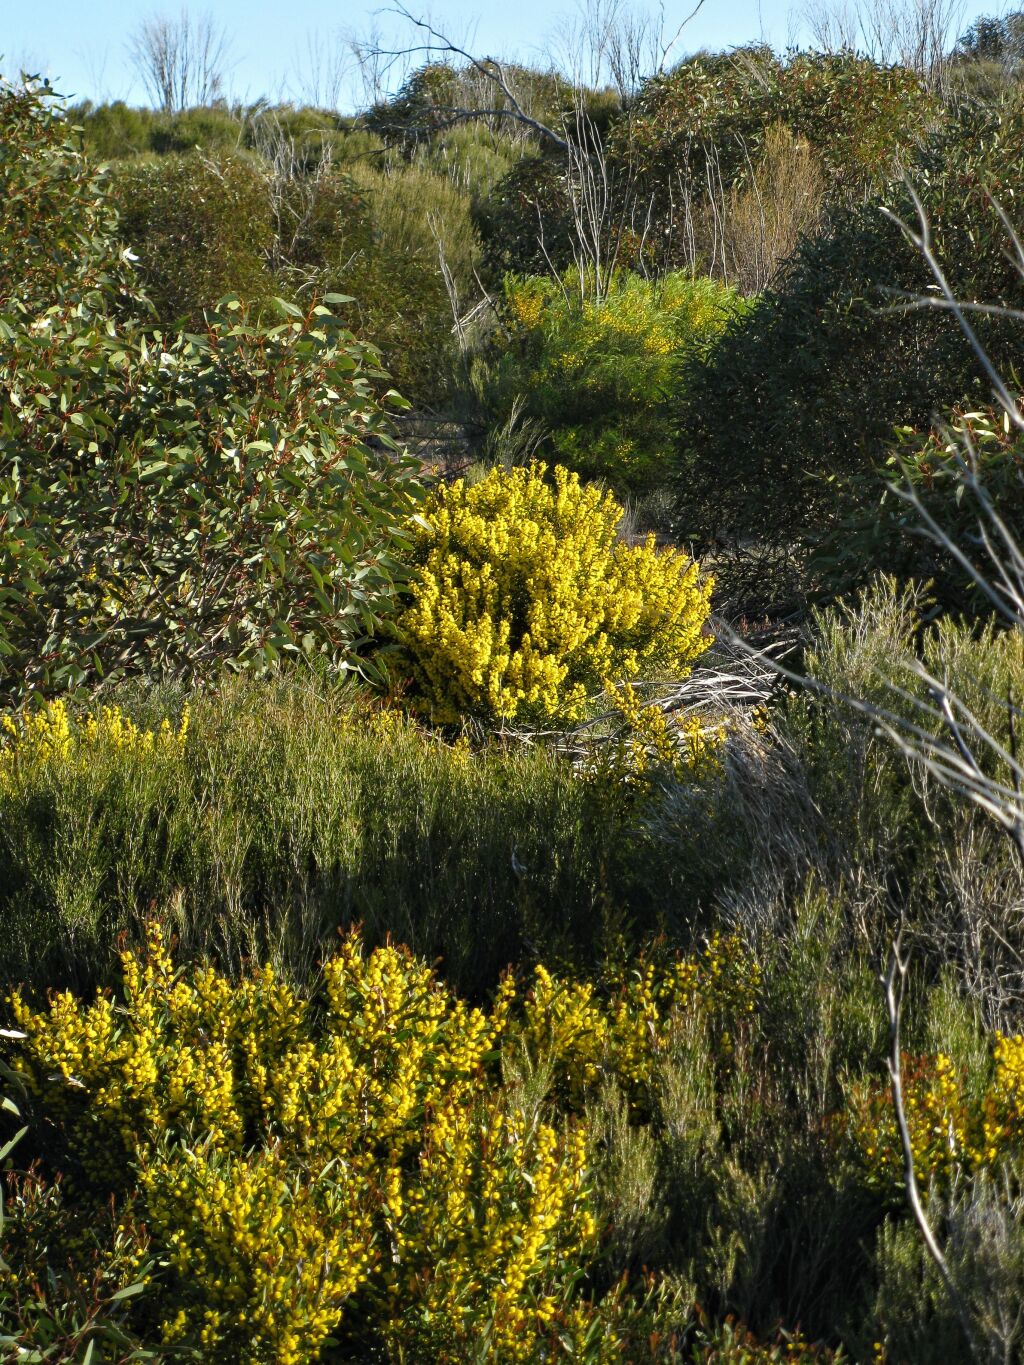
[4,7,1024,1358]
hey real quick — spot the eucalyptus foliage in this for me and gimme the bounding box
[0,78,422,701]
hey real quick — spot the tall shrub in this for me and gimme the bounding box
[673,96,1024,606]
[111,152,276,325]
[0,78,135,313]
[0,80,423,700]
[483,270,746,494]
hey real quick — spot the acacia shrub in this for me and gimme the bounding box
[4,877,1020,1358]
[481,269,746,494]
[0,920,841,1360]
[393,462,713,725]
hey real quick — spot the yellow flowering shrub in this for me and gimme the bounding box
[381,1105,598,1359]
[3,925,610,1361]
[524,932,761,1106]
[0,697,189,792]
[847,1033,1024,1191]
[144,1144,373,1360]
[597,681,725,788]
[492,270,748,492]
[395,462,713,724]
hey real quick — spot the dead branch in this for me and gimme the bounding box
[377,6,570,150]
[883,943,981,1361]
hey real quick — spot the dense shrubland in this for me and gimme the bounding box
[675,93,1024,610]
[5,14,1024,1360]
[474,271,746,495]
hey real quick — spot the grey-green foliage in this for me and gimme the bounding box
[578,890,886,1340]
[0,293,422,698]
[0,79,137,314]
[873,1169,1024,1364]
[0,80,424,700]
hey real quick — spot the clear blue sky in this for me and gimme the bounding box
[2,0,999,108]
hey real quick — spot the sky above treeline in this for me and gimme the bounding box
[3,0,1000,109]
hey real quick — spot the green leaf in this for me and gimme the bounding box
[109,1280,147,1302]
[0,1126,28,1163]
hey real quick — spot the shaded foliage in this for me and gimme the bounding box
[673,96,1024,608]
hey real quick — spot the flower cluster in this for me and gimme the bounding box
[598,681,725,787]
[395,462,713,725]
[847,1033,1024,1191]
[4,925,603,1360]
[0,697,188,791]
[525,932,761,1106]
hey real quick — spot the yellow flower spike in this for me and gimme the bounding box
[0,697,188,792]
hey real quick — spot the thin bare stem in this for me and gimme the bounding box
[883,943,981,1361]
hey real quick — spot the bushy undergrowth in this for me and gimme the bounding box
[0,678,684,995]
[8,29,1024,1363]
[477,271,746,494]
[674,96,1024,607]
[0,909,910,1360]
[2,580,1024,1357]
[393,463,713,724]
[619,48,934,213]
[94,102,488,405]
[4,859,1024,1360]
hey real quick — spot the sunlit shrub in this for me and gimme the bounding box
[596,682,725,792]
[847,1032,1024,1191]
[393,462,713,725]
[524,932,761,1106]
[0,80,424,701]
[0,78,136,315]
[485,270,746,493]
[619,48,933,208]
[0,294,423,700]
[2,926,624,1359]
[338,156,482,403]
[0,697,188,793]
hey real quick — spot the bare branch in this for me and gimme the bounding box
[883,943,982,1361]
[379,5,570,150]
[127,7,232,114]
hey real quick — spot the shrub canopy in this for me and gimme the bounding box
[394,463,713,725]
[673,95,1024,605]
[486,269,747,493]
[0,79,422,701]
